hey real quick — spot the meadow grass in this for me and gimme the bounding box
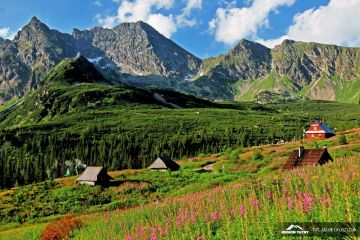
[1,130,360,239]
[71,156,359,240]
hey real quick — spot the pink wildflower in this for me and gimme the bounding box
[250,199,261,208]
[239,204,246,217]
[210,211,220,222]
[135,226,145,238]
[304,178,310,186]
[322,196,332,207]
[124,234,134,240]
[266,191,273,200]
[287,197,292,210]
[283,189,289,197]
[303,194,314,213]
[296,190,303,198]
[156,226,166,237]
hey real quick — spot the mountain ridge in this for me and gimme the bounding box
[0,16,360,104]
[0,17,201,103]
[191,39,360,103]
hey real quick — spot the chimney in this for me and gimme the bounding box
[298,146,304,158]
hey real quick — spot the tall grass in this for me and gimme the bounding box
[72,157,359,239]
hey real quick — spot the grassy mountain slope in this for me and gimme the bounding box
[45,56,108,85]
[0,56,213,127]
[193,39,360,103]
[1,128,359,239]
[1,56,360,190]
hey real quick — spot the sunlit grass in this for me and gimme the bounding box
[72,157,359,239]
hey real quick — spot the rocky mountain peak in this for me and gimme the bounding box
[12,16,76,70]
[229,39,270,58]
[280,39,296,45]
[73,20,202,78]
[196,39,271,82]
[0,16,203,104]
[29,16,43,25]
[16,16,51,36]
[235,39,264,48]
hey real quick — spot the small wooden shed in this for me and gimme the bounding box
[76,166,113,186]
[283,147,333,170]
[148,157,180,171]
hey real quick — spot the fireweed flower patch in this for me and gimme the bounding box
[72,157,359,240]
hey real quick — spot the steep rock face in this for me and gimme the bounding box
[1,16,360,104]
[185,39,272,100]
[0,18,201,103]
[196,39,271,81]
[0,40,31,101]
[272,40,360,85]
[190,39,360,103]
[13,17,76,72]
[0,17,77,102]
[72,21,201,77]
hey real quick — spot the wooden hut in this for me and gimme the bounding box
[148,157,180,171]
[305,121,336,139]
[283,147,333,170]
[76,166,113,186]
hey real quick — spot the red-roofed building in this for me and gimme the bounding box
[305,121,336,139]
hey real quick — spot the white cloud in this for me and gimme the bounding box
[176,0,202,27]
[183,0,202,16]
[287,0,360,46]
[256,35,288,48]
[94,1,102,7]
[96,0,175,37]
[96,0,201,38]
[257,0,360,48]
[209,0,295,45]
[95,14,117,28]
[148,13,177,37]
[0,27,15,40]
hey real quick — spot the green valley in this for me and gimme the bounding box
[1,57,360,190]
[1,128,360,239]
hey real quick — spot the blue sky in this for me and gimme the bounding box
[1,0,359,59]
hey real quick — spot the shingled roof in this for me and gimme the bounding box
[148,157,180,171]
[283,147,333,170]
[76,166,113,182]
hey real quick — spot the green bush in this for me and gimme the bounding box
[228,148,243,163]
[252,150,263,161]
[338,135,347,145]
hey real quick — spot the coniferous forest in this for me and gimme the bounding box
[0,95,359,188]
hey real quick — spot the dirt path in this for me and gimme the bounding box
[202,163,215,172]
